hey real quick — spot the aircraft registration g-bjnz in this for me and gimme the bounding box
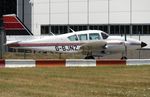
[4,14,147,59]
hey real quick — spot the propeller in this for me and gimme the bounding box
[121,28,128,59]
[141,42,147,48]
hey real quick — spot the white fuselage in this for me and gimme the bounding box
[7,30,145,57]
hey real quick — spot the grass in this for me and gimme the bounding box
[0,66,150,97]
[3,52,84,59]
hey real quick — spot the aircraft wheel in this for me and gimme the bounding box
[121,56,127,60]
[85,56,95,59]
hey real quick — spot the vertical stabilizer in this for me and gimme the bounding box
[3,14,33,35]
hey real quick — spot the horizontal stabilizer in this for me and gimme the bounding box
[6,41,20,45]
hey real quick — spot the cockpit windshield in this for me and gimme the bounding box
[101,32,109,39]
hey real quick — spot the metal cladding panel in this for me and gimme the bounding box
[51,0,68,24]
[66,59,96,67]
[89,0,108,24]
[109,0,130,24]
[36,59,65,67]
[69,0,87,24]
[127,59,150,66]
[0,59,5,68]
[132,0,150,23]
[5,59,36,68]
[96,59,126,66]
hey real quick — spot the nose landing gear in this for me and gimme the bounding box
[121,56,127,60]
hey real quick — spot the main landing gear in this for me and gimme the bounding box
[85,55,95,59]
[84,52,95,59]
[121,56,127,60]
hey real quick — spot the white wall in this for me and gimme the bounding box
[69,0,87,24]
[51,0,68,24]
[33,0,49,35]
[109,0,130,24]
[132,0,150,24]
[89,0,108,24]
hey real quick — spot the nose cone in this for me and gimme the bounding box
[141,42,147,48]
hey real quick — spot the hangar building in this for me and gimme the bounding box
[17,0,150,36]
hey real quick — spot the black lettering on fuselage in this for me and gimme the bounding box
[55,45,78,52]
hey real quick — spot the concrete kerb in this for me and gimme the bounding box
[5,59,36,68]
[66,59,96,67]
[1,59,150,68]
[126,59,150,66]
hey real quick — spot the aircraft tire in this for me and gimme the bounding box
[121,56,127,60]
[85,56,95,59]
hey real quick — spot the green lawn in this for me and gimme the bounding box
[0,66,150,97]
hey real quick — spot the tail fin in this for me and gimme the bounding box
[3,14,33,35]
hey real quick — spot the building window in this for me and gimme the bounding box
[132,25,150,34]
[109,25,129,35]
[119,25,130,35]
[41,26,49,35]
[142,25,150,34]
[51,25,68,34]
[41,24,150,35]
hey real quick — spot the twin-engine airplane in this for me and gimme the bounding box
[3,14,147,59]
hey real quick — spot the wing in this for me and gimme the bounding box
[79,40,107,53]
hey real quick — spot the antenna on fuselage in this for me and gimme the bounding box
[122,28,127,59]
[69,28,75,33]
[49,32,55,36]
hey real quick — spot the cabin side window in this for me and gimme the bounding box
[68,35,78,41]
[89,33,100,40]
[78,34,87,41]
[101,32,109,39]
